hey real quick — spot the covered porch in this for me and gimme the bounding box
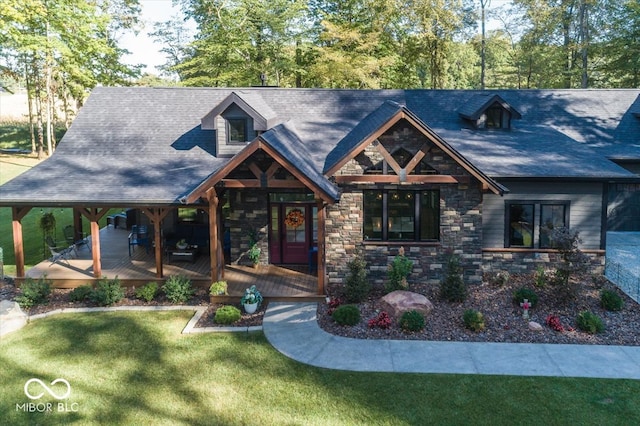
[25,226,322,301]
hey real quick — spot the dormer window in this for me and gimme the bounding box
[227,118,247,143]
[484,104,511,129]
[458,94,521,130]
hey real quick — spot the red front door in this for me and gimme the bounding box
[282,205,308,263]
[269,203,315,264]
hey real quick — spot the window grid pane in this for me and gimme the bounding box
[509,204,534,247]
[540,204,566,248]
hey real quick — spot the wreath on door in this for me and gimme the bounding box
[284,208,305,228]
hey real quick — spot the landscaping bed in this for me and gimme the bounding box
[318,272,640,345]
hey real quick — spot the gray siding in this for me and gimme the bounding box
[483,181,604,250]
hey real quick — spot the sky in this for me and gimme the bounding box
[120,0,191,75]
[120,0,513,76]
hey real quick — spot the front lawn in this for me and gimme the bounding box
[1,311,638,425]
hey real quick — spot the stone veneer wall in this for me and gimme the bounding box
[326,120,485,286]
[482,250,605,276]
[226,189,269,265]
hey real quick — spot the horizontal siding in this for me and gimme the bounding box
[483,181,604,249]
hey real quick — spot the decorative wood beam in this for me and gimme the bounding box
[11,207,30,278]
[334,175,467,184]
[248,162,263,180]
[265,162,280,179]
[374,141,403,176]
[219,179,306,188]
[404,143,431,175]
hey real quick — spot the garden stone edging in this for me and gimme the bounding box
[5,305,263,336]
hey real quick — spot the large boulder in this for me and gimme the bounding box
[0,300,28,337]
[379,290,434,320]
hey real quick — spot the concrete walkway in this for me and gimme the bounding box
[263,302,640,379]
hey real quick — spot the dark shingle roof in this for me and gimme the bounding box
[0,87,638,206]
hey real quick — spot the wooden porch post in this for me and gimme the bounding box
[207,189,221,282]
[80,208,108,278]
[316,200,326,295]
[141,207,170,279]
[11,207,31,278]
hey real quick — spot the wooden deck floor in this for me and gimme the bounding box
[25,226,321,299]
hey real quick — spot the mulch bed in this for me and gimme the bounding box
[3,273,640,345]
[318,273,640,345]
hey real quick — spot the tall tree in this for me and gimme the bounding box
[0,0,142,156]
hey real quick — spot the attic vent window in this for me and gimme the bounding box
[486,106,504,128]
[227,118,247,143]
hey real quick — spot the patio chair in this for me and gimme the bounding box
[45,235,75,265]
[128,225,150,256]
[63,225,91,253]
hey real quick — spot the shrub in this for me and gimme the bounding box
[513,287,539,308]
[600,289,624,312]
[368,311,392,329]
[490,271,510,287]
[344,256,370,303]
[576,311,605,334]
[214,305,242,324]
[399,310,425,332]
[69,284,93,302]
[534,266,547,288]
[209,280,228,296]
[332,304,361,326]
[545,315,564,332]
[385,249,413,293]
[91,277,124,306]
[548,227,590,301]
[162,275,194,303]
[463,309,485,332]
[440,254,467,302]
[136,282,159,302]
[16,277,52,309]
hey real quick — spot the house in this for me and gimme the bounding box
[1,87,639,295]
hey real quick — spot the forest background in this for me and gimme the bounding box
[1,0,639,156]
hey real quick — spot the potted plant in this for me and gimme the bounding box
[176,239,188,250]
[240,285,263,314]
[247,243,261,267]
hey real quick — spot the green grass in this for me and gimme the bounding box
[1,311,638,425]
[0,121,66,152]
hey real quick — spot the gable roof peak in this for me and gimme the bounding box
[458,93,522,121]
[201,90,279,131]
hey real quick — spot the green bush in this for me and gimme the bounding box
[214,305,242,324]
[600,289,624,312]
[69,285,93,302]
[90,277,125,306]
[576,311,605,334]
[16,277,52,309]
[463,309,485,332]
[385,251,413,293]
[440,255,467,302]
[399,310,425,332]
[209,281,228,296]
[162,275,194,304]
[534,266,547,288]
[513,287,539,308]
[136,282,159,302]
[490,271,510,287]
[331,304,361,326]
[344,256,370,303]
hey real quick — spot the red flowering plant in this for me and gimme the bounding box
[545,315,565,332]
[368,311,392,329]
[327,297,343,316]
